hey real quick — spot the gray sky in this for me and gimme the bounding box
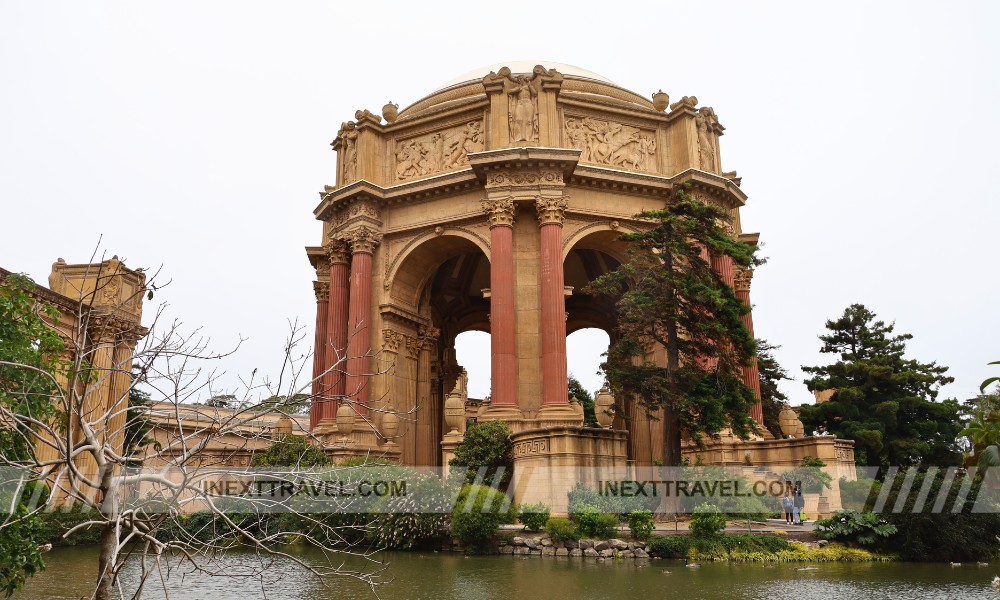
[2,1,997,405]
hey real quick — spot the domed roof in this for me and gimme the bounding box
[437,60,615,91]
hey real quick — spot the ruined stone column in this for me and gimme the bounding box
[310,280,329,431]
[734,266,764,427]
[536,197,569,407]
[481,199,518,410]
[343,227,381,416]
[322,240,350,422]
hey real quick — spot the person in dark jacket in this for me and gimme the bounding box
[793,488,805,525]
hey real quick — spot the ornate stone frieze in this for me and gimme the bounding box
[313,280,330,302]
[734,265,753,292]
[341,226,383,255]
[485,169,563,189]
[481,198,518,228]
[394,121,485,181]
[535,197,568,226]
[512,438,549,457]
[696,107,720,173]
[564,117,656,172]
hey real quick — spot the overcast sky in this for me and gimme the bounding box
[2,1,997,406]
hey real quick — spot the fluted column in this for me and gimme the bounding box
[322,240,350,422]
[481,198,518,408]
[343,227,381,416]
[310,280,329,431]
[537,197,569,406]
[735,266,764,426]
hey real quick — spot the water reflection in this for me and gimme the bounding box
[13,547,1000,600]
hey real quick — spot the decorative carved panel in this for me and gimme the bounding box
[564,117,656,173]
[394,121,484,181]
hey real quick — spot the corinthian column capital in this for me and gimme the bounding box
[734,265,753,292]
[325,237,350,265]
[340,226,383,255]
[481,198,518,228]
[313,281,330,302]
[536,196,568,226]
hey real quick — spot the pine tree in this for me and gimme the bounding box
[586,186,763,466]
[756,339,791,439]
[568,374,598,427]
[799,304,961,467]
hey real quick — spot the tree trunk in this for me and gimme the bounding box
[95,522,116,600]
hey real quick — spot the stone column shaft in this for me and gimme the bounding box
[538,200,568,406]
[323,256,350,420]
[490,224,517,406]
[735,265,764,427]
[343,230,380,415]
[310,284,329,431]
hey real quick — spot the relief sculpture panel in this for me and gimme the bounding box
[394,121,484,181]
[564,117,656,173]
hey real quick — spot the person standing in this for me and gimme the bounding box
[781,490,794,525]
[793,488,805,525]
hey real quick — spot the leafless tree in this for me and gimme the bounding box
[0,255,412,600]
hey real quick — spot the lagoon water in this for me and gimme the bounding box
[13,546,1000,600]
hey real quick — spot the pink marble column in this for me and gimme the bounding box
[482,199,517,407]
[735,267,764,427]
[537,197,569,406]
[322,241,350,422]
[343,228,381,416]
[310,281,329,431]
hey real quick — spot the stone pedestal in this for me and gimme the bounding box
[510,426,628,516]
[440,432,464,478]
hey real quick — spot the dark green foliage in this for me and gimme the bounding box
[689,503,727,537]
[123,382,154,458]
[450,484,516,553]
[250,434,330,468]
[838,476,882,511]
[627,510,655,540]
[544,517,579,543]
[756,339,791,440]
[648,534,792,558]
[34,505,104,547]
[876,469,1000,561]
[570,504,619,539]
[518,502,550,532]
[585,186,763,465]
[815,510,897,546]
[569,374,598,428]
[678,466,776,519]
[448,420,513,486]
[799,304,962,467]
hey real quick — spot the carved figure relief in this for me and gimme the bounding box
[695,107,719,173]
[564,117,656,172]
[507,75,539,143]
[394,121,484,181]
[338,122,359,182]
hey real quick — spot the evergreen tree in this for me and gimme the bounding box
[568,374,598,427]
[799,304,961,467]
[756,339,791,439]
[586,186,763,466]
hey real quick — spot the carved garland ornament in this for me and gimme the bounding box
[485,169,562,189]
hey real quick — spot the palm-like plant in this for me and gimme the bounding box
[961,362,1000,467]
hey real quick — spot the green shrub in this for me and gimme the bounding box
[648,535,691,558]
[449,421,514,487]
[689,503,727,538]
[369,472,453,550]
[627,510,654,540]
[567,481,660,519]
[545,517,579,543]
[815,510,897,547]
[450,484,516,553]
[570,503,619,539]
[518,502,550,532]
